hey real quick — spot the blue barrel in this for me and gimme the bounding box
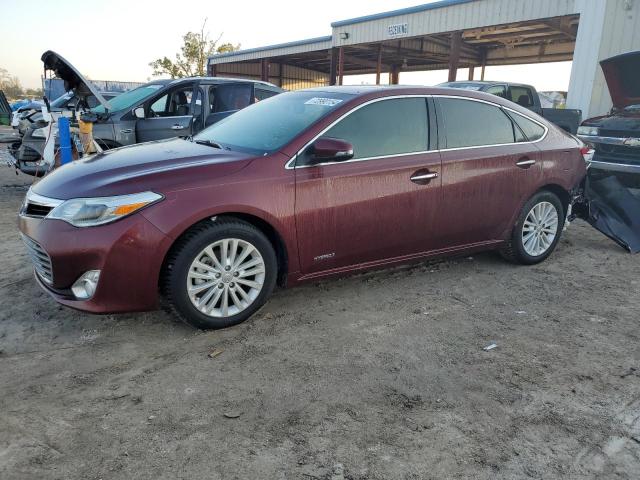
[58,116,72,165]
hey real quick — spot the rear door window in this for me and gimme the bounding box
[210,84,253,113]
[320,97,429,160]
[509,111,546,142]
[437,97,516,148]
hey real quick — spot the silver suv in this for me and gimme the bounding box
[12,51,283,175]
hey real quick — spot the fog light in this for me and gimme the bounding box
[71,270,101,299]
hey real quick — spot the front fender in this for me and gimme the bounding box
[140,159,299,273]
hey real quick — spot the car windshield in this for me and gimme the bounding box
[91,84,165,113]
[194,91,354,154]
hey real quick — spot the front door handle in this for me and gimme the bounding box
[516,158,536,168]
[120,128,133,134]
[171,124,185,130]
[410,171,439,184]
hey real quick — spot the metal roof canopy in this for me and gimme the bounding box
[208,0,579,87]
[208,0,640,119]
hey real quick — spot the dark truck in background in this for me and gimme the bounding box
[438,80,581,134]
[576,51,640,254]
[577,51,640,177]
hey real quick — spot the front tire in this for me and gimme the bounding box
[501,191,565,265]
[163,219,277,329]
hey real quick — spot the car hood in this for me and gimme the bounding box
[32,138,256,199]
[41,50,112,111]
[600,51,640,110]
[583,112,640,131]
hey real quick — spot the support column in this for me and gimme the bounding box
[329,48,338,86]
[389,65,400,85]
[338,47,345,86]
[448,31,462,82]
[210,64,217,77]
[375,44,383,85]
[278,63,283,87]
[468,65,475,81]
[260,59,270,82]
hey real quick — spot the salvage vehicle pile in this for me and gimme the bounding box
[7,51,283,177]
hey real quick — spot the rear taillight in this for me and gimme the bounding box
[580,145,594,163]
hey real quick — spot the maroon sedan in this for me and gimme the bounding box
[18,86,588,329]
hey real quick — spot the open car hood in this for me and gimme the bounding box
[41,50,112,111]
[600,51,640,110]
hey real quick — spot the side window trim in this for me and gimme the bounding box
[285,94,548,170]
[288,95,433,170]
[434,95,548,152]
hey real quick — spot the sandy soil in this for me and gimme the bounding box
[1,135,639,479]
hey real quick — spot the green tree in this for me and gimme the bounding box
[149,19,240,78]
[0,67,24,99]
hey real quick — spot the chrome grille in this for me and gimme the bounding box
[20,233,53,284]
[20,190,63,218]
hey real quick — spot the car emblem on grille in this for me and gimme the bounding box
[623,138,640,147]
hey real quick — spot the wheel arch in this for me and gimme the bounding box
[159,212,290,288]
[538,183,571,215]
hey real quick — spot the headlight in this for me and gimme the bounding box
[577,126,599,136]
[47,191,163,227]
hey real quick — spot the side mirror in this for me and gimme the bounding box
[311,137,354,163]
[133,107,145,119]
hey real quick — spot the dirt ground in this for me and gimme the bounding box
[0,134,639,480]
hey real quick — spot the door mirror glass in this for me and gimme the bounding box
[133,107,145,119]
[311,137,354,163]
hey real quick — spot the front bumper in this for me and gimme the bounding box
[18,212,173,313]
[588,159,640,174]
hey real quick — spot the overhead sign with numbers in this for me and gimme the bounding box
[387,23,409,38]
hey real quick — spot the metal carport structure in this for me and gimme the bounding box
[209,0,640,118]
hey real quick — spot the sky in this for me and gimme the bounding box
[0,0,572,92]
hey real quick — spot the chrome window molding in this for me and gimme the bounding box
[284,93,549,170]
[285,95,434,170]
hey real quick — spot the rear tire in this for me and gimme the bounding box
[501,191,565,265]
[162,219,277,329]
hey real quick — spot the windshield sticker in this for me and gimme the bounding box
[304,97,343,106]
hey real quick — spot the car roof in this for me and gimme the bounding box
[293,85,547,120]
[147,76,282,90]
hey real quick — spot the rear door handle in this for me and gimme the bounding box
[120,128,132,134]
[171,124,185,130]
[516,158,536,168]
[410,171,439,184]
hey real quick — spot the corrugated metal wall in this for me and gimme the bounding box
[568,0,640,117]
[209,38,331,65]
[214,63,328,90]
[331,0,578,46]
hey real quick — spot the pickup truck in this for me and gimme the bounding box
[438,80,582,134]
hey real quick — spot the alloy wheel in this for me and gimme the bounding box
[186,238,266,318]
[521,201,559,257]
